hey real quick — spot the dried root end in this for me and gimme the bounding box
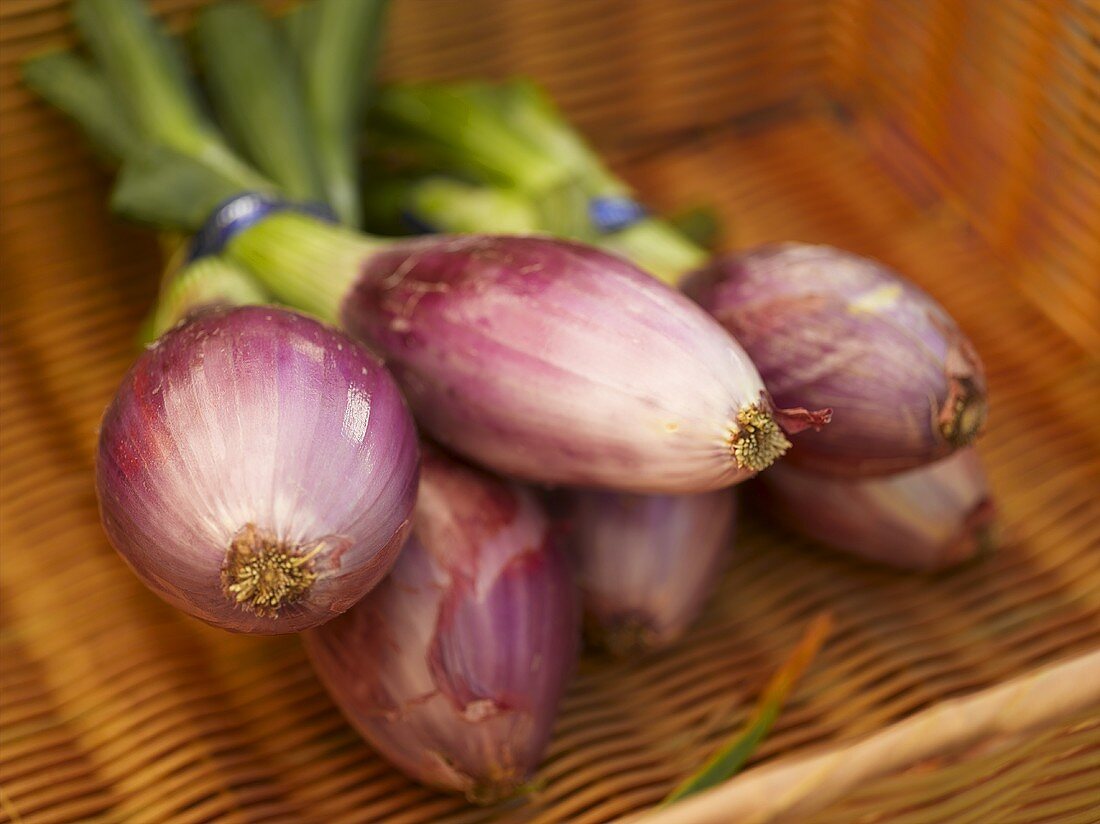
[966,499,999,561]
[586,612,658,658]
[221,524,317,617]
[440,751,533,807]
[730,403,791,471]
[465,773,535,807]
[939,376,988,448]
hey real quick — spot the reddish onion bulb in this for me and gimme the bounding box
[340,235,826,492]
[762,449,995,571]
[218,221,832,491]
[565,490,737,656]
[304,448,579,804]
[684,243,986,477]
[96,306,420,633]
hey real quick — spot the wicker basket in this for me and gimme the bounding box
[1,1,1098,822]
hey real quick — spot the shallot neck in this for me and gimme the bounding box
[224,212,383,324]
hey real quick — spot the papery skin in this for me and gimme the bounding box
[684,243,987,477]
[340,235,786,493]
[95,306,420,634]
[566,490,737,655]
[762,448,995,571]
[304,448,579,803]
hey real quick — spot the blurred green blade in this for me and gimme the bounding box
[296,0,391,225]
[196,1,325,202]
[369,78,709,282]
[111,147,246,231]
[409,178,543,234]
[21,51,139,162]
[73,0,209,153]
[74,0,268,192]
[281,1,320,70]
[373,83,566,193]
[663,613,833,805]
[669,204,723,251]
[483,78,624,193]
[373,80,610,194]
[599,221,709,285]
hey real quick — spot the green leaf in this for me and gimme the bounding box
[373,84,566,192]
[21,50,140,162]
[481,78,624,194]
[669,205,723,252]
[410,178,543,234]
[281,2,321,65]
[73,0,268,193]
[662,613,833,805]
[294,0,391,225]
[111,147,260,231]
[196,1,325,202]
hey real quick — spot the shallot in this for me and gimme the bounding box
[762,448,995,570]
[684,243,987,476]
[304,448,578,803]
[565,490,737,655]
[96,304,419,633]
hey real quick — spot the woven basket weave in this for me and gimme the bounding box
[1,1,1098,822]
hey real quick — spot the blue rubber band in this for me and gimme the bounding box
[589,196,648,234]
[188,192,338,261]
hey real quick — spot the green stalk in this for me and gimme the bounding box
[111,147,248,231]
[21,51,139,161]
[280,1,320,67]
[365,172,704,284]
[483,79,625,193]
[472,80,709,281]
[20,45,251,232]
[195,2,325,202]
[73,0,269,193]
[669,205,723,251]
[662,613,833,805]
[373,84,568,192]
[371,80,709,283]
[385,177,543,233]
[294,0,391,226]
[373,80,614,194]
[142,256,270,342]
[223,212,380,322]
[599,222,709,285]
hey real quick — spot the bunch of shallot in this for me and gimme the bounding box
[24,0,995,806]
[369,78,996,573]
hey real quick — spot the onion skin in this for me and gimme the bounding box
[96,306,419,634]
[684,243,986,477]
[762,449,995,571]
[565,490,737,656]
[341,234,803,493]
[304,448,579,803]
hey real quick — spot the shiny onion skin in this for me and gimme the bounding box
[762,449,995,571]
[566,490,737,656]
[304,448,579,803]
[96,306,420,634]
[341,235,825,493]
[684,243,987,477]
